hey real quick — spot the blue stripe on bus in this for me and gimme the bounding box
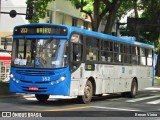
[14,23,154,49]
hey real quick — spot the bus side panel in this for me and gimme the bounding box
[136,66,152,90]
[70,63,152,97]
[70,64,87,96]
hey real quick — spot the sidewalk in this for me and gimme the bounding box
[153,78,160,88]
[0,93,24,99]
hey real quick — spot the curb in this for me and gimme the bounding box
[0,94,24,99]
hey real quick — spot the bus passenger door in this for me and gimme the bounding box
[70,34,83,72]
[70,43,82,71]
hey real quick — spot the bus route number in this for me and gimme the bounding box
[42,77,50,81]
[21,28,28,33]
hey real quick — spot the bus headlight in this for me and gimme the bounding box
[10,74,14,79]
[16,80,19,83]
[60,74,66,81]
[50,81,54,85]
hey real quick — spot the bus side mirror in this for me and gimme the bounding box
[4,38,8,49]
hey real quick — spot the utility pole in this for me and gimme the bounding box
[0,0,1,24]
[0,10,26,18]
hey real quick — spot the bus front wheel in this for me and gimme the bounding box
[78,80,93,104]
[35,94,50,102]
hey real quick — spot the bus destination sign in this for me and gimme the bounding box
[14,26,68,36]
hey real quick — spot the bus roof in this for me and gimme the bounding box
[14,23,154,49]
[68,26,154,49]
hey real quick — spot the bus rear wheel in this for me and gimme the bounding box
[126,79,138,98]
[35,94,50,102]
[78,80,93,104]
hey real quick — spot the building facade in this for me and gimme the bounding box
[41,0,91,29]
[0,0,28,81]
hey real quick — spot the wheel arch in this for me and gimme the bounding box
[133,77,138,90]
[88,76,96,95]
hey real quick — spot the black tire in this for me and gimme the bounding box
[126,79,138,98]
[78,80,93,104]
[35,94,50,102]
[121,92,127,97]
[96,94,103,97]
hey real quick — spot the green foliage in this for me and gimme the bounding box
[117,0,133,19]
[139,0,160,49]
[70,0,124,32]
[26,0,53,23]
[140,0,160,21]
[25,0,160,48]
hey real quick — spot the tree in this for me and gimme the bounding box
[26,0,133,34]
[140,0,160,76]
[26,0,53,23]
[71,0,131,34]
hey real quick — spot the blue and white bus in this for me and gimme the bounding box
[9,23,154,103]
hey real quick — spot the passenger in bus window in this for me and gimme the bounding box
[73,44,81,61]
[19,54,22,59]
[71,34,80,43]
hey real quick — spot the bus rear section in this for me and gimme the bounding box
[69,31,153,104]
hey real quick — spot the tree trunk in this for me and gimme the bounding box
[103,0,122,34]
[93,0,100,31]
[156,34,160,76]
[104,10,116,34]
[133,0,138,18]
[133,0,140,41]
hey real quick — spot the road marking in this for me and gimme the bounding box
[144,87,160,91]
[147,99,160,104]
[93,106,140,111]
[42,106,94,112]
[126,96,160,102]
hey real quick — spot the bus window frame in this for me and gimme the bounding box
[69,33,84,73]
[70,33,153,68]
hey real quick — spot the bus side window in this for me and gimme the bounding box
[86,37,99,61]
[114,43,121,63]
[147,49,152,66]
[131,46,139,64]
[101,40,113,62]
[124,45,131,64]
[140,47,146,65]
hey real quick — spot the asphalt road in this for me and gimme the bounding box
[0,87,160,120]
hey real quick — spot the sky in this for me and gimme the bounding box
[1,0,26,6]
[0,0,28,32]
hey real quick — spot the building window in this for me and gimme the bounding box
[0,61,11,82]
[59,13,65,24]
[84,21,88,29]
[46,10,53,23]
[72,18,77,26]
[0,37,12,45]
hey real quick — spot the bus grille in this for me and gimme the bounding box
[20,80,50,84]
[16,70,55,76]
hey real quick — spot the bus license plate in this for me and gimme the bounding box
[29,86,39,91]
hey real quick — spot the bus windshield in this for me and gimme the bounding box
[11,38,68,69]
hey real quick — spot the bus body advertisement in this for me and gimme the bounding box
[9,23,154,103]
